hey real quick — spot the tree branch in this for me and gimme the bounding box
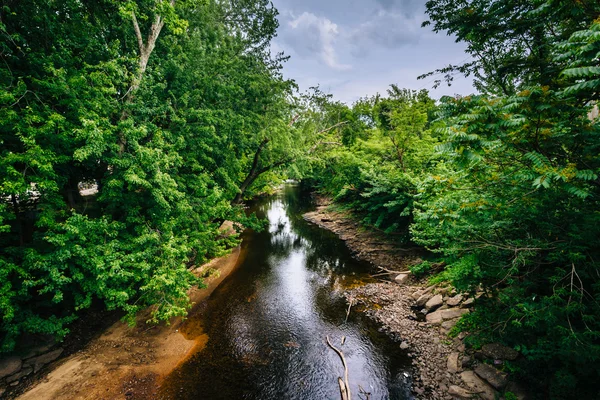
[131,12,144,55]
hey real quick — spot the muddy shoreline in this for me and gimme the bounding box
[303,196,525,400]
[11,244,245,400]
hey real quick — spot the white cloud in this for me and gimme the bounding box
[349,10,423,57]
[279,12,351,71]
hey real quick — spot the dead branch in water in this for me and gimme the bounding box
[327,335,351,400]
[358,385,371,400]
[344,299,355,324]
[338,377,349,400]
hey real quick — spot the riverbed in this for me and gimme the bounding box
[159,184,414,399]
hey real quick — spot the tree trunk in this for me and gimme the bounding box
[119,1,176,153]
[11,194,23,246]
[232,138,270,204]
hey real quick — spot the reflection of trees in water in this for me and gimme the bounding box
[160,184,410,400]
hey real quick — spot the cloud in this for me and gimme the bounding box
[373,0,424,16]
[349,11,422,56]
[278,12,351,71]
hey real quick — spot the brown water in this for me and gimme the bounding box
[160,184,413,399]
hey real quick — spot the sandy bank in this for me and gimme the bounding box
[15,245,244,400]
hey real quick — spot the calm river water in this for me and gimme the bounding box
[160,184,413,399]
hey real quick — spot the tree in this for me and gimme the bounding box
[0,0,293,352]
[410,2,600,396]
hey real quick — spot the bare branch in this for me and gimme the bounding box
[131,12,144,55]
[316,121,348,135]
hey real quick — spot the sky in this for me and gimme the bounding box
[269,0,476,104]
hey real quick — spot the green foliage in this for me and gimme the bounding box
[303,87,440,238]
[0,0,293,351]
[409,261,433,278]
[303,3,600,398]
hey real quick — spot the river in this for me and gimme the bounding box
[159,184,413,399]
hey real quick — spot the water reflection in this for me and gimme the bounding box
[160,184,412,399]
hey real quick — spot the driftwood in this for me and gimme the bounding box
[327,336,351,400]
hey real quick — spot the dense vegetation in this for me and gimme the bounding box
[1,0,599,398]
[301,1,600,398]
[0,0,313,351]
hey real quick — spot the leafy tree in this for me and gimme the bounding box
[0,0,291,351]
[409,3,600,396]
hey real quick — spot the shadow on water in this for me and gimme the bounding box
[159,184,413,400]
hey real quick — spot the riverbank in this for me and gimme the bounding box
[304,196,526,400]
[9,244,244,400]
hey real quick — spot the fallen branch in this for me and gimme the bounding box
[344,300,354,324]
[327,336,351,400]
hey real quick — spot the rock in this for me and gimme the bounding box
[425,294,444,312]
[0,387,5,397]
[460,370,497,400]
[426,310,444,324]
[442,318,459,331]
[20,342,55,360]
[481,343,518,361]
[505,381,528,400]
[440,308,469,320]
[412,290,424,300]
[394,273,410,285]
[400,341,410,350]
[0,357,22,380]
[448,385,476,399]
[447,294,464,307]
[462,298,475,307]
[416,293,433,307]
[461,356,472,368]
[6,366,32,383]
[447,352,461,374]
[25,348,63,373]
[474,363,508,390]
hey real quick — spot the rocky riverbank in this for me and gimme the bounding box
[304,196,527,400]
[2,240,244,400]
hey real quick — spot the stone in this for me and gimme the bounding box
[6,366,32,383]
[412,290,424,300]
[462,298,475,307]
[19,342,55,360]
[447,294,464,307]
[394,273,410,285]
[440,308,469,320]
[481,343,518,361]
[400,341,410,350]
[416,293,433,307]
[474,363,508,390]
[447,352,461,374]
[448,385,476,399]
[0,357,22,380]
[426,310,444,324]
[461,356,472,368]
[505,381,528,400]
[442,318,459,331]
[25,348,63,373]
[460,370,497,400]
[425,294,444,312]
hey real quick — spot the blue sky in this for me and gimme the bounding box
[270,0,476,104]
